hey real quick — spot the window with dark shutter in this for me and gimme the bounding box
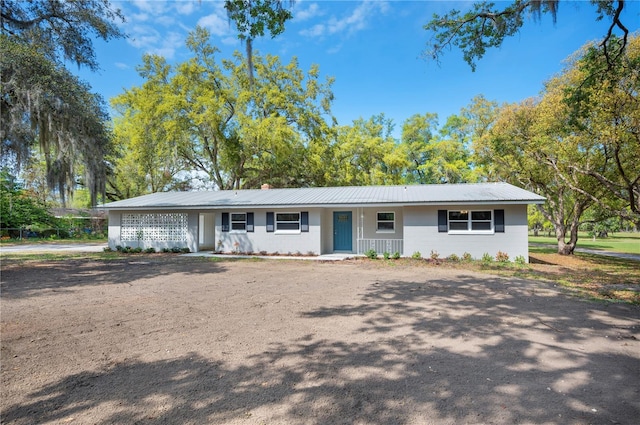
[494,209,505,233]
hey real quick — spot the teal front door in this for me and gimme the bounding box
[333,211,352,252]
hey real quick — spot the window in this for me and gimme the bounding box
[276,212,300,232]
[231,213,246,231]
[267,212,308,233]
[471,211,492,230]
[447,210,493,232]
[222,212,253,232]
[448,211,469,231]
[377,212,395,232]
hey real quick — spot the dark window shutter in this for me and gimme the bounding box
[221,212,229,232]
[301,211,309,232]
[438,210,448,232]
[266,212,274,232]
[246,212,254,232]
[494,209,505,233]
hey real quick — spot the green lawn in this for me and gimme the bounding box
[529,232,640,255]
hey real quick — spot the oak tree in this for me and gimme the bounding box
[425,0,630,71]
[0,0,125,205]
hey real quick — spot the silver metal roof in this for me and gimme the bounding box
[101,183,545,210]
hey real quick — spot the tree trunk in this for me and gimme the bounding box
[557,239,576,255]
[555,222,579,255]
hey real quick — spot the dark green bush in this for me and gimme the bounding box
[365,249,377,259]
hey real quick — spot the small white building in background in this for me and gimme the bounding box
[101,182,545,261]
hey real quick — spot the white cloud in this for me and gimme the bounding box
[197,12,230,36]
[130,12,149,22]
[130,0,168,16]
[221,36,240,46]
[147,31,184,59]
[119,0,214,59]
[114,62,130,70]
[126,25,183,59]
[174,0,198,15]
[127,25,161,49]
[299,23,325,38]
[125,0,197,24]
[155,15,176,27]
[294,3,321,22]
[327,0,388,35]
[299,0,389,39]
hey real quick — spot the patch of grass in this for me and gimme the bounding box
[351,252,639,305]
[529,232,640,254]
[0,251,122,264]
[529,245,558,255]
[521,252,640,304]
[0,237,108,245]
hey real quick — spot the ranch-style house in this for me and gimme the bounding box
[102,182,545,261]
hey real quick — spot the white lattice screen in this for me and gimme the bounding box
[120,213,188,242]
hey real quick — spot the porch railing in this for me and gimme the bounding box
[357,239,403,255]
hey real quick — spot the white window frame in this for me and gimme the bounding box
[275,212,301,234]
[376,211,395,233]
[230,212,247,233]
[448,210,494,234]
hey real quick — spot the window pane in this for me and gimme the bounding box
[471,211,491,221]
[231,222,246,230]
[277,213,299,222]
[277,222,300,230]
[231,213,246,221]
[471,222,491,230]
[449,222,468,231]
[449,211,468,221]
[377,212,394,221]
[377,222,394,231]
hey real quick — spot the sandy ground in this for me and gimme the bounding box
[1,257,639,425]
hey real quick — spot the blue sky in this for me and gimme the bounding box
[78,0,639,137]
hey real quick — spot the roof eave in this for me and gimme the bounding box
[101,199,546,211]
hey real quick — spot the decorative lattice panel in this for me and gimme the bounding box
[120,213,188,242]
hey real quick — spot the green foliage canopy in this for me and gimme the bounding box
[0,0,125,206]
[474,34,640,254]
[109,27,335,197]
[425,0,630,71]
[225,0,293,82]
[0,170,56,230]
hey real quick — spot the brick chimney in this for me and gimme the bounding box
[261,183,272,190]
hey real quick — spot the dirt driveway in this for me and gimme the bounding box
[1,257,639,424]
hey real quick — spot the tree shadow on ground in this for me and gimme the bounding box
[3,274,639,424]
[0,257,226,299]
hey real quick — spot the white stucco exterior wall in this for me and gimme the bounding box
[107,210,198,252]
[107,203,530,260]
[403,204,530,261]
[215,208,322,255]
[107,211,120,249]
